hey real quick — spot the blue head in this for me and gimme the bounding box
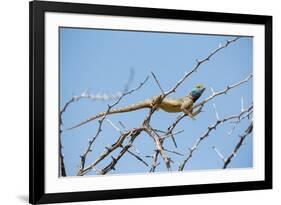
[190,84,205,102]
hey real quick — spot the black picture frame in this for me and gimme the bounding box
[29,0,272,204]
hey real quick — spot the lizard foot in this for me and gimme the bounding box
[187,112,196,120]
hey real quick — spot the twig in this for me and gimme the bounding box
[60,68,135,119]
[161,130,184,140]
[163,148,184,156]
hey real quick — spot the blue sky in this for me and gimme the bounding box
[60,27,253,176]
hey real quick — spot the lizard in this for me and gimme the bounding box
[68,84,205,130]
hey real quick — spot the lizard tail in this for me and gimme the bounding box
[67,100,151,130]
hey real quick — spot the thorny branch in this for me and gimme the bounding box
[179,105,253,171]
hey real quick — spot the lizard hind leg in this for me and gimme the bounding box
[183,108,196,120]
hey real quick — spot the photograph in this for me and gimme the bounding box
[29,1,272,203]
[59,28,253,177]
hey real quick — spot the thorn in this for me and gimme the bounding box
[213,103,220,120]
[111,156,117,162]
[210,87,215,95]
[118,121,126,130]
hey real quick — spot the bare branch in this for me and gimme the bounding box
[78,129,135,175]
[223,121,253,169]
[150,151,160,172]
[179,105,253,171]
[151,71,165,95]
[59,70,136,176]
[60,68,135,119]
[161,130,184,140]
[122,68,135,93]
[163,148,184,156]
[228,102,253,136]
[241,96,244,112]
[144,126,171,171]
[77,76,149,175]
[100,133,140,175]
[164,37,240,96]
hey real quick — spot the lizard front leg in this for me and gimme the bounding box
[181,100,196,120]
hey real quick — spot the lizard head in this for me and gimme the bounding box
[190,83,205,102]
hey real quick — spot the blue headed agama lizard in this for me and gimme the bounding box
[68,84,205,130]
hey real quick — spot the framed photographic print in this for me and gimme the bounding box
[29,0,272,204]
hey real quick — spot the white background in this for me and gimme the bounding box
[0,0,279,204]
